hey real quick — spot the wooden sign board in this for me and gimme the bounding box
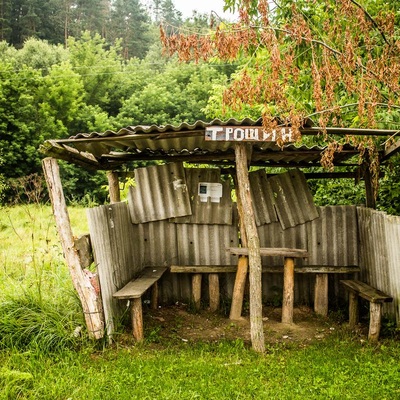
[205,126,293,142]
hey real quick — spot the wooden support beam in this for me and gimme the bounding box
[230,169,249,321]
[282,257,295,324]
[42,157,104,339]
[192,274,202,310]
[131,298,143,341]
[107,171,120,203]
[208,274,220,312]
[314,274,329,316]
[234,143,265,353]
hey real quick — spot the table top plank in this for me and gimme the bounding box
[228,247,309,258]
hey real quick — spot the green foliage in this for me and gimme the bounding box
[116,61,228,125]
[0,293,87,353]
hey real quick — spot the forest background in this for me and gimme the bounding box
[0,0,399,214]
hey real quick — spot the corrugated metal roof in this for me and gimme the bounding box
[40,117,379,171]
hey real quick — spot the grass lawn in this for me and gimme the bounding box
[1,205,399,399]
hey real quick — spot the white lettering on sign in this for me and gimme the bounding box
[205,126,293,142]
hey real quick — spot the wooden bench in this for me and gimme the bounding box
[170,264,360,317]
[341,279,393,341]
[113,267,167,341]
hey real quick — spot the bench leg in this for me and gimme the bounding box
[192,274,202,310]
[282,257,295,324]
[230,256,248,320]
[314,273,328,316]
[369,302,382,342]
[208,273,220,312]
[151,282,159,310]
[131,298,143,341]
[348,292,359,329]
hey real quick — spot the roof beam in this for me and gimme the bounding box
[381,138,400,162]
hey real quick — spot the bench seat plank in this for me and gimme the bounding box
[341,280,393,303]
[170,265,360,274]
[113,267,167,300]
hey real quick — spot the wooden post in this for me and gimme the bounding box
[230,256,249,319]
[234,143,265,353]
[368,303,382,342]
[230,170,249,320]
[131,298,144,341]
[282,257,295,324]
[42,157,104,339]
[208,274,220,312]
[192,274,202,310]
[151,282,159,310]
[107,171,121,203]
[348,291,359,329]
[314,274,329,316]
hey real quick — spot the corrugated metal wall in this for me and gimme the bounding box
[128,162,192,223]
[87,165,399,332]
[358,207,400,323]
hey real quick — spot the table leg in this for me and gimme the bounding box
[314,273,328,316]
[282,257,295,324]
[131,298,143,341]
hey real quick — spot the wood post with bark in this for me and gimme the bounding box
[234,143,265,353]
[107,171,121,203]
[42,157,104,339]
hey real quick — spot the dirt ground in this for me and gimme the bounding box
[133,302,358,347]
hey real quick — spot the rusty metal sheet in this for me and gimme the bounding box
[128,162,192,223]
[249,169,279,226]
[268,169,319,229]
[172,168,233,225]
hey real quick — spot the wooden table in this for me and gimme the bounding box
[228,247,308,324]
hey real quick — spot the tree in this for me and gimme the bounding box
[108,0,152,59]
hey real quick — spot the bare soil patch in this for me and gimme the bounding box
[135,303,350,347]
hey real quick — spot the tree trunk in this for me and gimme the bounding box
[42,157,104,339]
[234,143,265,353]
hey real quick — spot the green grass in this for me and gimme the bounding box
[1,204,400,399]
[1,337,400,399]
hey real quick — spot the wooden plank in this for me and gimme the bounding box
[74,234,93,269]
[170,265,360,274]
[113,267,167,299]
[341,280,393,303]
[229,247,308,258]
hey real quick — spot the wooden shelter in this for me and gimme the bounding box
[41,118,400,351]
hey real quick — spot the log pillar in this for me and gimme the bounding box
[348,291,359,329]
[314,273,329,316]
[234,143,265,353]
[131,298,144,341]
[192,274,202,310]
[368,302,382,342]
[208,273,220,312]
[282,257,295,324]
[107,171,121,203]
[42,157,104,339]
